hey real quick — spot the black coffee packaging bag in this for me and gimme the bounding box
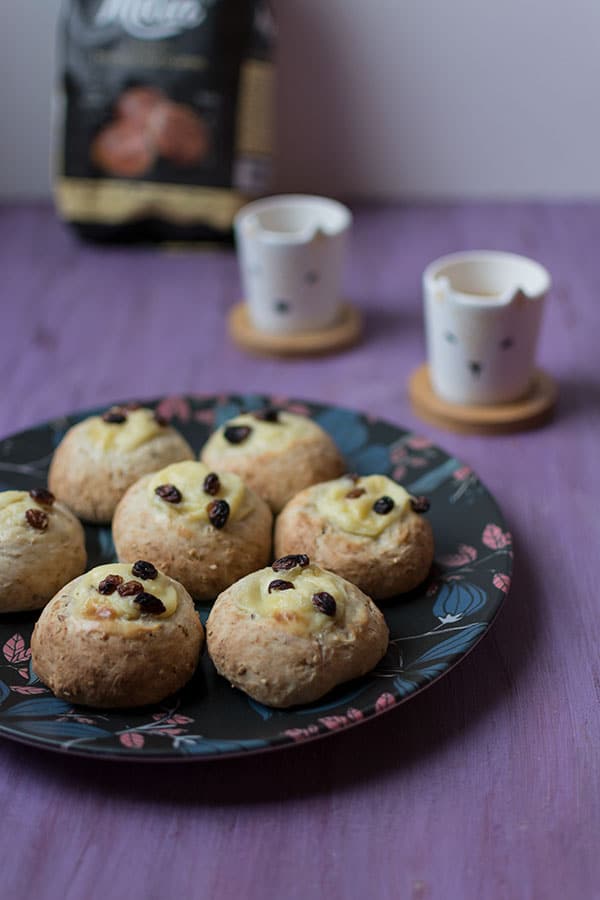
[54,0,275,242]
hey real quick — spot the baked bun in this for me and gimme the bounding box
[0,488,86,613]
[274,474,434,599]
[200,408,345,513]
[206,555,388,708]
[31,561,203,708]
[48,405,194,523]
[113,460,273,600]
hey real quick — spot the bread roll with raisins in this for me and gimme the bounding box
[31,561,203,708]
[206,556,388,708]
[113,461,272,600]
[275,475,434,600]
[0,489,86,613]
[49,406,194,524]
[200,408,345,514]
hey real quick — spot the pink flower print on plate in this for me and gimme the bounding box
[10,686,48,695]
[438,544,478,567]
[406,435,433,450]
[453,465,472,482]
[283,725,319,742]
[155,395,192,423]
[375,693,396,713]
[194,408,216,426]
[493,573,511,594]
[482,524,512,550]
[318,709,364,730]
[119,732,145,749]
[3,634,31,664]
[153,713,193,726]
[284,403,312,416]
[269,396,312,416]
[390,444,408,464]
[319,715,348,731]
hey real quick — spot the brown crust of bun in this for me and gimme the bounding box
[274,486,434,599]
[48,419,194,524]
[0,499,87,613]
[112,474,273,600]
[31,574,203,708]
[206,570,388,708]
[201,432,345,514]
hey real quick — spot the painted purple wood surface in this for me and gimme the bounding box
[0,203,597,900]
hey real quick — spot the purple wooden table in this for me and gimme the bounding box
[0,202,597,900]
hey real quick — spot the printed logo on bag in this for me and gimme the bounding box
[94,0,213,39]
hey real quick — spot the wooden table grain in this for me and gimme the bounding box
[0,202,597,900]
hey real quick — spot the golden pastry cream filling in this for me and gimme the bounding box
[211,409,325,455]
[235,556,352,637]
[0,488,56,533]
[84,406,168,453]
[315,474,412,537]
[148,461,250,527]
[69,562,178,633]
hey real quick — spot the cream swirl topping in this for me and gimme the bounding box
[235,561,351,637]
[314,474,411,537]
[148,461,250,524]
[68,563,178,633]
[208,411,325,455]
[84,408,167,453]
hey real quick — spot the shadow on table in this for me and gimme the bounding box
[553,374,600,425]
[362,304,423,344]
[4,523,539,804]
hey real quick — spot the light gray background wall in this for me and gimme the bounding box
[1,0,599,200]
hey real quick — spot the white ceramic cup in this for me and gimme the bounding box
[234,194,352,334]
[423,250,551,406]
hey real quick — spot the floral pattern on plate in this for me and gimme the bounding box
[0,395,511,760]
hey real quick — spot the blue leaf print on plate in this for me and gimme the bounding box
[196,605,211,627]
[411,623,487,666]
[349,444,391,475]
[7,697,72,717]
[0,681,9,705]
[393,677,417,697]
[405,459,461,494]
[177,736,268,756]
[215,403,243,426]
[239,395,267,412]
[27,659,40,685]
[97,528,116,561]
[314,409,368,454]
[247,697,273,721]
[20,720,111,740]
[410,663,448,681]
[433,583,487,623]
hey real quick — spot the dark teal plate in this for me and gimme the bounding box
[0,394,512,760]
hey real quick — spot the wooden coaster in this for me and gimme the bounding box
[409,364,558,435]
[228,302,362,358]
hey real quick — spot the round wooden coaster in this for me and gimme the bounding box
[228,302,362,357]
[409,364,558,435]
